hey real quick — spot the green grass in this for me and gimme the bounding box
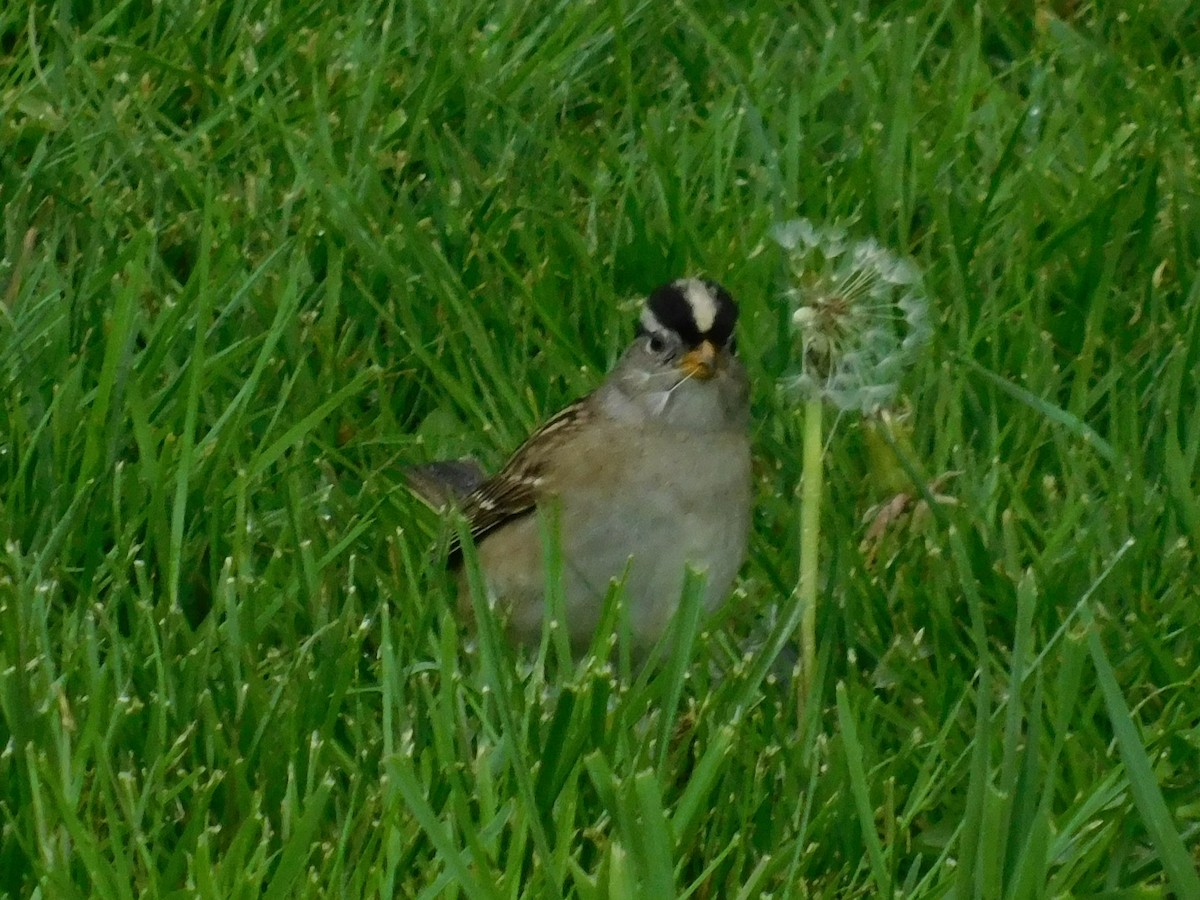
[3,0,1199,895]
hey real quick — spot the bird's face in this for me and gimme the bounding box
[606,278,747,430]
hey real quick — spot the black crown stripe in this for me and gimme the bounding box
[644,280,738,349]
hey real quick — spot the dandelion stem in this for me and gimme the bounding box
[798,395,823,709]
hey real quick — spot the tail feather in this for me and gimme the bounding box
[404,458,488,510]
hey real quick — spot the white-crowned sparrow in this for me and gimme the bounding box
[408,278,751,656]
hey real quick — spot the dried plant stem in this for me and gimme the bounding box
[798,396,823,709]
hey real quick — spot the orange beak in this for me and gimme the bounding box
[679,340,720,380]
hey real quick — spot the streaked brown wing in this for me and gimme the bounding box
[455,398,592,549]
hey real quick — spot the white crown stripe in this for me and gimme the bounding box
[678,279,717,333]
[640,308,665,334]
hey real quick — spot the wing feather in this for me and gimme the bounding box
[451,398,592,552]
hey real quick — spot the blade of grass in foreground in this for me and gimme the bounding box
[242,368,374,485]
[1078,603,1200,897]
[385,753,501,900]
[963,358,1117,464]
[654,567,707,770]
[950,524,994,899]
[169,184,219,609]
[836,681,891,897]
[262,776,334,900]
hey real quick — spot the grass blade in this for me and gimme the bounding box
[1079,603,1200,897]
[835,681,891,897]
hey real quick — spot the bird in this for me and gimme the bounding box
[406,278,752,658]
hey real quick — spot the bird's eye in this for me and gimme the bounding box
[647,333,667,354]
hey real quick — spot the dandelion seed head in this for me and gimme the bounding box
[772,218,931,412]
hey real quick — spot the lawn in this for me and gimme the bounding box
[2,1,1199,896]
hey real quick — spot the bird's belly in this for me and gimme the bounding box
[558,435,750,650]
[473,430,750,656]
